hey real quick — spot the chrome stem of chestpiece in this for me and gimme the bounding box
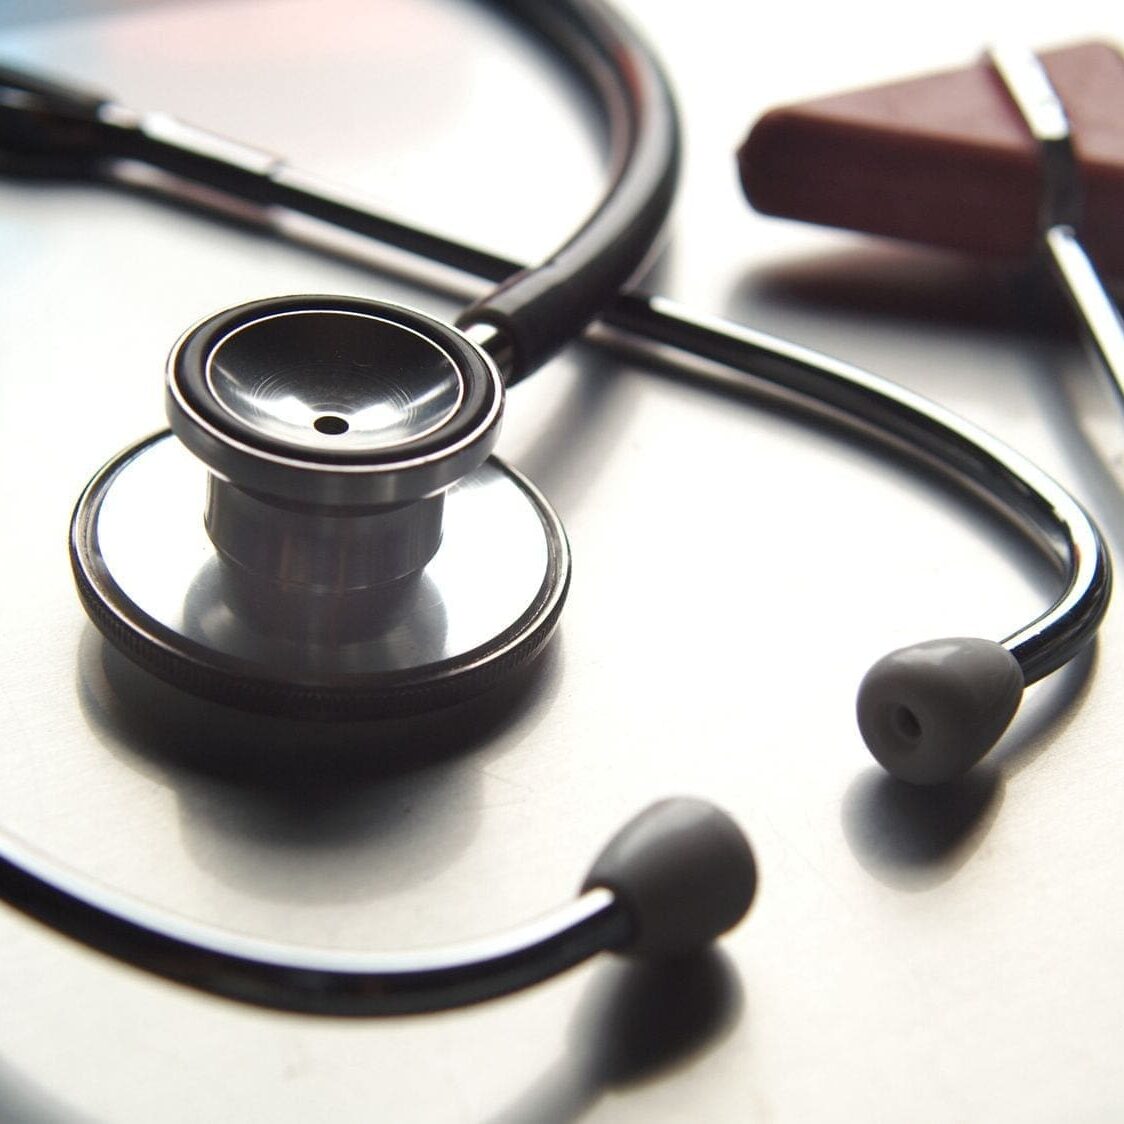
[988,44,1124,421]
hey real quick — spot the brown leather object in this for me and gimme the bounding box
[738,42,1124,277]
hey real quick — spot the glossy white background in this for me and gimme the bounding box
[0,1,1122,1120]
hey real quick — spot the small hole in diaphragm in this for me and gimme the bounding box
[893,705,922,743]
[314,414,349,436]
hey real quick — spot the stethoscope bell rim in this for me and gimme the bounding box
[166,294,505,507]
[70,297,570,719]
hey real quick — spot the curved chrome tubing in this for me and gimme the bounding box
[989,45,1124,425]
[607,294,1111,686]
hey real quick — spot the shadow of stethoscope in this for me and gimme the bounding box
[486,949,743,1124]
[0,949,741,1124]
[77,623,563,905]
[0,1056,97,1124]
[735,242,1030,334]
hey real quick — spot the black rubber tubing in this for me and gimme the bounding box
[454,0,681,379]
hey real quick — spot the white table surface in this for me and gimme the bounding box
[1,2,1122,1120]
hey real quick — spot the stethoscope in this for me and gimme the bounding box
[0,0,1112,1017]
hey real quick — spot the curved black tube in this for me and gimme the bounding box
[454,0,680,377]
[0,829,628,1016]
[0,785,755,1016]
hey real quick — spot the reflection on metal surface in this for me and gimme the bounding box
[489,950,743,1124]
[989,44,1124,428]
[206,309,465,454]
[72,433,569,717]
[205,474,447,592]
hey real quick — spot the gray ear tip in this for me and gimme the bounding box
[583,797,756,958]
[856,638,1024,786]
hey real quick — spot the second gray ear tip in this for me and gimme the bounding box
[583,797,757,958]
[856,637,1025,786]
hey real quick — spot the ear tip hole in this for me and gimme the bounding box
[892,704,923,742]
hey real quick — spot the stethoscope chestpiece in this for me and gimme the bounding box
[71,295,570,718]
